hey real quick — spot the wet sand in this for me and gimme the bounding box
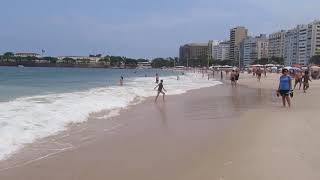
[1,76,320,180]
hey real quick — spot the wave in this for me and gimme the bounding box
[0,73,222,160]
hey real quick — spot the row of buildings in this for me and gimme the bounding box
[179,20,320,67]
[3,53,103,64]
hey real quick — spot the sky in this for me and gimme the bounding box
[0,0,319,59]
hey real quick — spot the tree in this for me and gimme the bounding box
[137,58,149,62]
[219,60,233,66]
[43,56,58,63]
[108,56,122,66]
[251,58,269,65]
[124,58,138,67]
[151,58,174,68]
[63,57,76,64]
[309,55,320,65]
[3,52,14,62]
[89,54,102,57]
[269,57,284,65]
[99,56,111,65]
[251,57,284,65]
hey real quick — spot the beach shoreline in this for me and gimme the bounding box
[1,73,320,180]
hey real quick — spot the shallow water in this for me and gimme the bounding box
[0,67,221,160]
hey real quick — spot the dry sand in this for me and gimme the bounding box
[1,74,320,180]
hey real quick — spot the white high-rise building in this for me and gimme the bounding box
[298,24,308,65]
[240,34,268,67]
[257,35,269,60]
[268,30,286,58]
[284,27,299,66]
[284,20,320,66]
[213,41,230,61]
[229,26,248,63]
[308,20,320,59]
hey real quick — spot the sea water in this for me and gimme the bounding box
[0,67,222,160]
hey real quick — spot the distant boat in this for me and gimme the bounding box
[17,65,25,68]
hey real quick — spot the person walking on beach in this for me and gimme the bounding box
[302,71,312,93]
[294,71,303,90]
[230,70,236,87]
[220,70,223,80]
[235,69,240,85]
[277,69,293,108]
[120,76,124,86]
[256,68,262,82]
[155,73,159,84]
[154,80,167,102]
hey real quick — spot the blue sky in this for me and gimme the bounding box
[0,0,319,58]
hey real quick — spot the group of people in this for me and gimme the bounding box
[252,67,265,82]
[293,71,312,93]
[223,66,313,108]
[277,69,312,108]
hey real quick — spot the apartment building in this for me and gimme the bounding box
[179,41,213,61]
[240,34,268,67]
[229,26,248,63]
[213,41,230,61]
[284,20,320,66]
[268,30,286,58]
[284,27,299,65]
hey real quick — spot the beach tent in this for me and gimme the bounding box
[265,64,275,67]
[222,65,232,68]
[251,64,264,67]
[270,67,278,73]
[292,67,301,71]
[283,66,292,70]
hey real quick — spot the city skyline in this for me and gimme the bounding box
[0,0,319,58]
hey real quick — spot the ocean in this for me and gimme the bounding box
[0,67,221,160]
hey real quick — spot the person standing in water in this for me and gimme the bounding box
[302,71,312,93]
[120,76,124,86]
[277,69,292,108]
[230,70,236,87]
[256,68,262,82]
[155,73,159,84]
[154,80,167,102]
[235,69,240,86]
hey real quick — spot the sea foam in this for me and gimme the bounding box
[0,73,221,160]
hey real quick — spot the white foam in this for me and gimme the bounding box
[0,73,221,160]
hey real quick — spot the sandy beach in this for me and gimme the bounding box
[1,73,320,180]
